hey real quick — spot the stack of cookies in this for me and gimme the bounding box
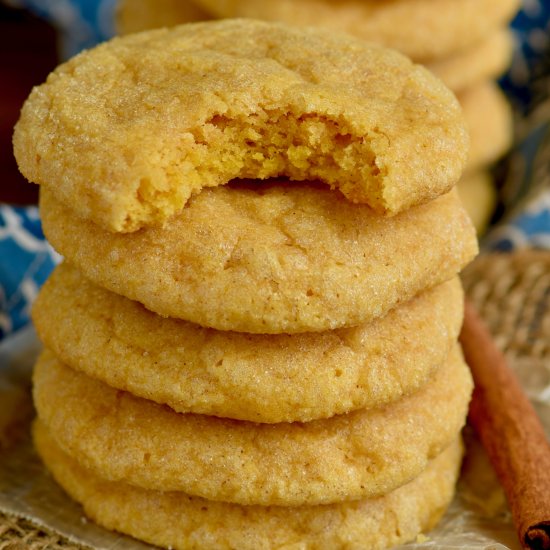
[116,0,521,232]
[14,20,478,550]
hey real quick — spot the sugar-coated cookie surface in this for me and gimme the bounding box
[33,347,472,506]
[194,0,520,62]
[15,19,469,232]
[428,30,513,93]
[39,183,477,334]
[33,263,463,423]
[459,81,513,173]
[34,421,462,550]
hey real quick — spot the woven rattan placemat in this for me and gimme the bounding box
[0,513,85,550]
[1,249,549,549]
[462,250,550,362]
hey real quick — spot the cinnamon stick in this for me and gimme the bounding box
[460,300,550,550]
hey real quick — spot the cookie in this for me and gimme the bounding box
[34,421,462,550]
[14,19,468,232]
[115,1,512,95]
[428,30,514,93]
[33,263,464,423]
[116,0,211,35]
[459,81,513,172]
[114,0,512,96]
[40,183,477,334]
[193,0,519,63]
[457,171,496,234]
[33,346,472,506]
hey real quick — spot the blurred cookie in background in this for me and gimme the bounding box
[457,171,497,234]
[191,0,519,64]
[427,29,514,93]
[116,0,211,35]
[459,81,514,173]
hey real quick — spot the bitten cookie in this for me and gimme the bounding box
[39,183,477,333]
[33,346,472,506]
[14,19,468,232]
[34,421,462,550]
[193,0,519,62]
[33,263,463,423]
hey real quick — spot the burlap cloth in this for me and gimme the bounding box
[0,249,549,549]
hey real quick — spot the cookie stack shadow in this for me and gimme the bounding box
[15,20,479,550]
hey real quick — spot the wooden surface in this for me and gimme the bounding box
[0,3,58,205]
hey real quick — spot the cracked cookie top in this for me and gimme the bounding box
[15,19,468,232]
[33,263,463,422]
[33,345,471,506]
[39,182,477,333]
[34,420,462,550]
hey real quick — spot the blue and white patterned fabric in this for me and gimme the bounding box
[500,0,550,114]
[480,0,550,251]
[488,191,550,251]
[8,0,117,59]
[0,206,59,341]
[485,111,550,251]
[1,0,549,342]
